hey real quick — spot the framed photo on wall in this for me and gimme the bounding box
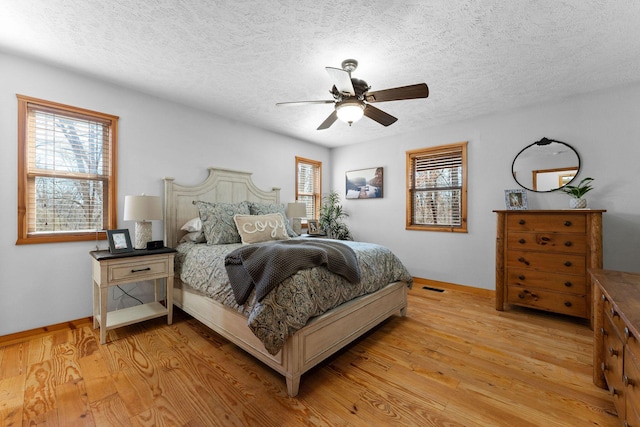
[504,189,528,210]
[106,229,134,253]
[345,167,383,199]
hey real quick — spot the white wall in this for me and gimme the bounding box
[0,52,330,336]
[331,82,640,289]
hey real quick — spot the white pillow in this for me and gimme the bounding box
[180,217,202,232]
[233,213,290,244]
[179,231,205,243]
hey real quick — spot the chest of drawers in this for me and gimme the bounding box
[592,270,640,424]
[495,210,604,322]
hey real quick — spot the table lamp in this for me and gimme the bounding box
[287,202,307,235]
[123,194,163,249]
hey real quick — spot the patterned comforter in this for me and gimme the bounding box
[175,238,413,355]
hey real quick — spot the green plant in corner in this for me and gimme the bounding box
[559,177,594,198]
[318,191,353,240]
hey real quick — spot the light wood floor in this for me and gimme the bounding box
[0,285,618,426]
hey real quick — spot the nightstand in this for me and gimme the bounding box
[90,247,176,344]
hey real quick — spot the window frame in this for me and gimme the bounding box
[295,156,322,225]
[406,141,468,233]
[16,95,118,244]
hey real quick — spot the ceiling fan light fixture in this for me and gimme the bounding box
[336,100,364,125]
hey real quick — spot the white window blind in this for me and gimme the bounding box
[296,157,321,220]
[17,95,118,244]
[407,143,467,231]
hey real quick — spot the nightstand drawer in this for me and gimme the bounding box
[107,258,170,283]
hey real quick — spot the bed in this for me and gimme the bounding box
[163,167,411,396]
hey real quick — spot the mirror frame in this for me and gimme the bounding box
[511,137,581,193]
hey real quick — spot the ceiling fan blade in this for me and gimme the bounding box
[276,100,334,107]
[363,105,398,127]
[325,67,355,96]
[365,83,429,103]
[317,110,338,130]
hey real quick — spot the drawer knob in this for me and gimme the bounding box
[518,292,526,299]
[564,261,572,267]
[564,241,572,247]
[609,347,619,357]
[518,257,530,266]
[131,267,152,273]
[624,375,635,387]
[519,219,525,225]
[564,301,572,307]
[601,294,606,302]
[601,362,608,372]
[564,221,572,227]
[564,281,572,287]
[611,307,619,318]
[600,327,608,336]
[518,238,526,244]
[540,236,550,242]
[518,275,525,280]
[625,327,631,341]
[610,386,618,397]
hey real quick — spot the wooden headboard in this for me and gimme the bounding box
[163,167,281,248]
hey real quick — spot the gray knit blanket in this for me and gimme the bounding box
[225,239,361,305]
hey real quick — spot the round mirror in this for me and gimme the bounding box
[512,137,581,192]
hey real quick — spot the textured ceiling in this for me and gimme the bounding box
[2,1,640,148]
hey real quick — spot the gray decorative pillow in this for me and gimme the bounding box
[195,201,250,244]
[248,202,298,237]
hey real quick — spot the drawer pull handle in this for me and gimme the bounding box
[609,347,619,357]
[564,261,572,267]
[518,275,525,280]
[519,219,525,225]
[601,294,606,302]
[564,301,572,307]
[564,241,572,247]
[518,238,526,244]
[610,307,619,318]
[518,257,530,266]
[600,327,607,336]
[564,221,572,227]
[131,267,152,273]
[564,281,572,287]
[625,327,631,341]
[624,375,635,387]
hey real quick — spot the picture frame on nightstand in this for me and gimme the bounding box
[106,229,134,253]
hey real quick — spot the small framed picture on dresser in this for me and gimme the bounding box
[106,229,134,253]
[505,189,528,210]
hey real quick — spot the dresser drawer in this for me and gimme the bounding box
[107,257,170,284]
[602,314,625,410]
[603,297,628,341]
[506,285,587,317]
[507,232,587,254]
[507,268,586,294]
[506,251,585,275]
[625,345,640,416]
[506,214,586,233]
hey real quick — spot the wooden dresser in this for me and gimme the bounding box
[592,270,640,425]
[494,210,605,322]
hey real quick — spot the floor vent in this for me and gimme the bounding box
[422,286,444,293]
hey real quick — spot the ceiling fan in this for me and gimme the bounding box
[276,59,429,130]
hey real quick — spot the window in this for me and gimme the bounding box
[295,156,322,223]
[406,142,467,232]
[17,95,118,244]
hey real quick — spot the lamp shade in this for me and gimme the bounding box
[123,195,163,221]
[287,202,307,218]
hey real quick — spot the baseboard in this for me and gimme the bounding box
[0,317,93,347]
[412,277,495,298]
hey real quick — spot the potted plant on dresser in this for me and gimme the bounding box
[560,177,594,208]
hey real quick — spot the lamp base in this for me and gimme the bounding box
[134,221,152,249]
[291,217,302,235]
